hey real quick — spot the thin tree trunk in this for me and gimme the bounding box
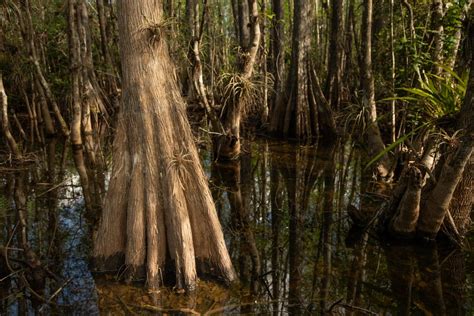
[325,0,344,111]
[216,0,260,159]
[431,0,444,75]
[390,0,396,143]
[269,0,284,116]
[188,0,223,133]
[0,74,20,158]
[361,0,391,178]
[16,0,70,136]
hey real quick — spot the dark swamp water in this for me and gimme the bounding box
[0,138,473,315]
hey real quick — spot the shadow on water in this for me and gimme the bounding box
[0,137,473,314]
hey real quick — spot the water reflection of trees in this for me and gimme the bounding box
[0,138,471,314]
[210,139,470,315]
[0,138,97,314]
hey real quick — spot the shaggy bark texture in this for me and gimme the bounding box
[93,1,235,291]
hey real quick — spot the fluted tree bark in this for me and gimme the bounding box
[93,0,235,291]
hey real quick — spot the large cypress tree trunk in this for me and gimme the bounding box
[93,0,235,291]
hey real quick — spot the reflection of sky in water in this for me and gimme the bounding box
[57,173,99,315]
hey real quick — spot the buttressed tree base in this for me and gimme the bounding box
[92,0,235,291]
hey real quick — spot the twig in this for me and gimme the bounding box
[131,303,200,315]
[38,278,73,312]
[35,179,69,198]
[0,268,25,282]
[204,300,284,315]
[326,297,344,313]
[117,296,139,315]
[340,303,377,315]
[199,127,224,136]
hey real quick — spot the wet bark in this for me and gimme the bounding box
[93,0,235,291]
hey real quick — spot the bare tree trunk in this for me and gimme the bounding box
[237,0,250,49]
[67,0,106,217]
[93,0,235,291]
[0,74,20,158]
[325,0,344,111]
[361,0,391,178]
[15,0,70,137]
[269,0,316,139]
[269,0,284,116]
[96,0,120,112]
[215,0,260,159]
[430,0,444,75]
[187,0,223,133]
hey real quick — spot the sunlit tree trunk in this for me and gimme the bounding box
[215,0,260,159]
[361,0,391,178]
[0,74,20,158]
[187,0,222,133]
[67,0,106,216]
[93,0,235,290]
[387,11,473,240]
[430,0,444,75]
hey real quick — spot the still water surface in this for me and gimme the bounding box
[1,139,472,315]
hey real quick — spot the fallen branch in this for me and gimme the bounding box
[131,303,200,315]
